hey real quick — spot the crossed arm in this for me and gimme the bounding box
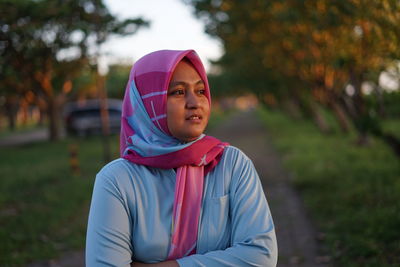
[131,261,178,267]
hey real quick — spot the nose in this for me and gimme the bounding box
[185,91,200,109]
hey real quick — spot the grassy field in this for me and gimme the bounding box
[0,134,120,265]
[258,108,400,266]
[0,111,227,265]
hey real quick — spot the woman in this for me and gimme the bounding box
[86,49,278,266]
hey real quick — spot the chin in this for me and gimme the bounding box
[179,133,202,143]
[183,136,200,142]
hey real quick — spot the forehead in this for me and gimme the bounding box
[170,61,202,81]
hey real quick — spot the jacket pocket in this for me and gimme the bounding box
[203,194,231,251]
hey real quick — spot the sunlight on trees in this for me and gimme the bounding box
[0,0,148,140]
[185,0,400,156]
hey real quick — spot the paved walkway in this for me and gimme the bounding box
[0,128,48,147]
[26,110,331,266]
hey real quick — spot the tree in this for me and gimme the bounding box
[0,0,148,140]
[185,0,400,155]
[105,63,132,99]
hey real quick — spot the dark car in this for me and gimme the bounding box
[64,99,122,137]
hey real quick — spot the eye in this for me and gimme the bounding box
[197,88,206,95]
[169,88,185,96]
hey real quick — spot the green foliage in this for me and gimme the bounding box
[105,64,132,99]
[71,64,98,99]
[0,0,148,139]
[68,63,130,100]
[258,108,400,266]
[188,0,400,92]
[186,0,400,145]
[0,0,147,88]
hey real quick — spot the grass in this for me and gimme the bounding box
[382,118,400,139]
[0,135,120,265]
[0,111,225,265]
[257,108,400,266]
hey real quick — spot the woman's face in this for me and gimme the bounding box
[167,60,210,142]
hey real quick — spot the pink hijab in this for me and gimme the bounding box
[120,50,228,259]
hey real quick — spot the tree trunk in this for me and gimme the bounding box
[5,109,16,131]
[4,96,19,131]
[20,98,29,126]
[309,102,331,134]
[36,97,47,126]
[46,95,65,141]
[38,106,46,126]
[47,98,59,141]
[289,86,330,133]
[330,100,351,133]
[349,70,371,145]
[35,65,67,141]
[374,85,386,117]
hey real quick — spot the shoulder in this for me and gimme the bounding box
[98,157,157,176]
[97,158,134,176]
[94,158,158,204]
[95,158,149,189]
[219,145,259,188]
[220,145,254,171]
[222,145,250,159]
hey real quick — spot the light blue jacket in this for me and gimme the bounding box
[86,146,278,266]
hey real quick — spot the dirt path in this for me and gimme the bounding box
[208,110,331,266]
[28,110,330,266]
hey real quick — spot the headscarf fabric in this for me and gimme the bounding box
[120,50,228,259]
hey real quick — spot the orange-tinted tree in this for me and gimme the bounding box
[185,0,400,155]
[0,0,148,140]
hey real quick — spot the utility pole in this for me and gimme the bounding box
[97,70,111,163]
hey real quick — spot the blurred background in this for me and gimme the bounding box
[0,0,399,266]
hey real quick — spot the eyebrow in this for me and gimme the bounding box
[169,80,204,88]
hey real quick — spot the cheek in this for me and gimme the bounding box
[203,100,211,121]
[166,100,182,128]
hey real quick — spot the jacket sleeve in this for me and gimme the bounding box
[177,153,278,267]
[85,166,133,267]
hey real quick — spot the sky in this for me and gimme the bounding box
[100,0,222,72]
